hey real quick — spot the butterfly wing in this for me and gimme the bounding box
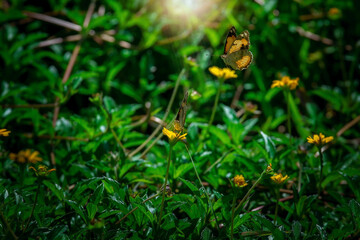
[228,30,250,54]
[223,26,237,55]
[222,29,252,71]
[225,50,253,71]
[174,91,188,131]
[234,50,253,70]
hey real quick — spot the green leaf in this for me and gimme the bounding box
[70,115,94,136]
[349,199,360,229]
[86,203,97,220]
[253,214,285,240]
[91,183,104,205]
[310,89,343,111]
[316,224,327,240]
[47,225,69,240]
[221,104,238,124]
[98,210,122,218]
[179,178,199,194]
[133,202,154,223]
[102,180,115,194]
[288,93,310,139]
[201,227,212,240]
[292,221,301,240]
[66,200,87,224]
[43,180,65,201]
[103,96,117,112]
[174,163,193,179]
[260,131,276,159]
[209,126,231,146]
[339,172,360,201]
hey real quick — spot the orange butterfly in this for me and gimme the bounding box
[221,26,253,71]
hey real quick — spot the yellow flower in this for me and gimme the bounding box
[9,149,43,164]
[271,76,299,90]
[209,66,237,80]
[0,129,11,137]
[29,165,56,177]
[162,127,187,146]
[271,173,289,184]
[233,175,248,188]
[266,163,273,173]
[307,133,334,146]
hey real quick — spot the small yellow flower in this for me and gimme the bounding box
[271,173,289,184]
[9,149,43,164]
[162,127,187,145]
[233,175,248,188]
[29,165,56,177]
[209,66,237,80]
[266,163,273,173]
[0,129,11,137]
[271,76,299,90]
[307,133,334,146]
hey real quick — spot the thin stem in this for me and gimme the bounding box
[115,192,161,225]
[0,208,18,239]
[297,161,302,192]
[231,170,266,237]
[23,182,41,233]
[128,69,186,158]
[158,145,173,226]
[230,190,237,240]
[285,90,292,144]
[110,128,126,153]
[274,188,280,225]
[185,145,220,230]
[234,171,265,214]
[1,103,58,109]
[204,150,232,174]
[318,147,324,196]
[208,80,223,129]
[23,11,82,31]
[140,133,164,158]
[199,79,223,148]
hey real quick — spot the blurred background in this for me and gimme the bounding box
[1,1,360,238]
[0,0,359,177]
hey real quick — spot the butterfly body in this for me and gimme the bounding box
[221,27,253,71]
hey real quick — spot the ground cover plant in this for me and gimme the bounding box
[1,0,360,239]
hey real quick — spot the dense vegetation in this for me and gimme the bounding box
[1,0,359,239]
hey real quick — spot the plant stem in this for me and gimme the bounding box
[115,192,161,225]
[230,190,237,240]
[297,161,302,192]
[234,171,265,213]
[23,182,41,233]
[285,90,292,144]
[231,170,266,238]
[185,145,220,230]
[209,80,223,127]
[318,147,324,196]
[274,188,280,225]
[128,69,186,158]
[0,208,18,239]
[158,145,173,226]
[203,79,224,139]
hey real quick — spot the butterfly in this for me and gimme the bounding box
[221,26,253,71]
[173,91,188,132]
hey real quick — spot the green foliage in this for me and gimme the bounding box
[1,0,360,239]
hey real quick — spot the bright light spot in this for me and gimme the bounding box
[165,0,210,20]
